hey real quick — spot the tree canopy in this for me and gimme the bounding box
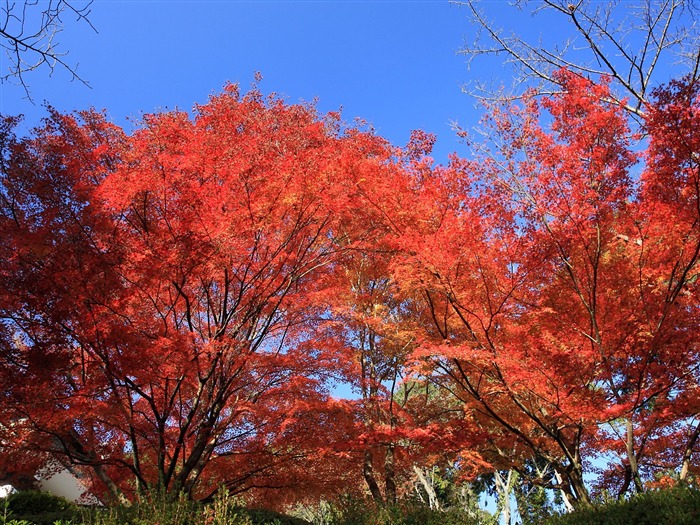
[1,72,700,516]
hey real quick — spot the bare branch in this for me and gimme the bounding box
[454,0,700,119]
[0,0,96,102]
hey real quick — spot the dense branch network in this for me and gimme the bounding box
[455,0,700,117]
[0,0,95,100]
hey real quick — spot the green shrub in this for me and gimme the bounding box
[81,494,197,525]
[544,486,700,525]
[79,489,307,525]
[0,491,78,525]
[317,496,489,525]
[243,508,310,525]
[4,491,72,515]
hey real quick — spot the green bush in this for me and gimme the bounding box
[79,489,309,525]
[319,496,488,525]
[544,486,700,525]
[80,495,198,525]
[243,508,310,525]
[4,491,72,515]
[0,491,78,525]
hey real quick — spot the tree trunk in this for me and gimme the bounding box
[567,466,592,508]
[413,466,441,511]
[384,444,397,505]
[553,469,575,513]
[92,464,131,506]
[363,451,384,503]
[680,420,700,482]
[494,469,516,525]
[625,419,644,492]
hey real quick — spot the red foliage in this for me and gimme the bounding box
[2,74,700,509]
[0,87,401,504]
[391,73,700,505]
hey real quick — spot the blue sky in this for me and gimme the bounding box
[1,0,500,165]
[2,1,694,164]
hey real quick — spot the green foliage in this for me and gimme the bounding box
[243,508,309,525]
[291,500,339,525]
[514,483,552,525]
[3,492,72,516]
[544,487,700,525]
[80,492,197,525]
[1,518,32,525]
[0,492,77,525]
[1,498,29,525]
[299,496,488,525]
[79,489,308,525]
[510,459,561,524]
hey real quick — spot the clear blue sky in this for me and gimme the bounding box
[1,0,500,165]
[2,1,692,165]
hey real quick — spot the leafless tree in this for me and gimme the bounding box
[1,0,96,101]
[455,0,700,117]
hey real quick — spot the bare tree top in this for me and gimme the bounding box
[456,0,700,117]
[1,0,96,102]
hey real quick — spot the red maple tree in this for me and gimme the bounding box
[392,72,700,506]
[2,73,699,511]
[0,86,402,504]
